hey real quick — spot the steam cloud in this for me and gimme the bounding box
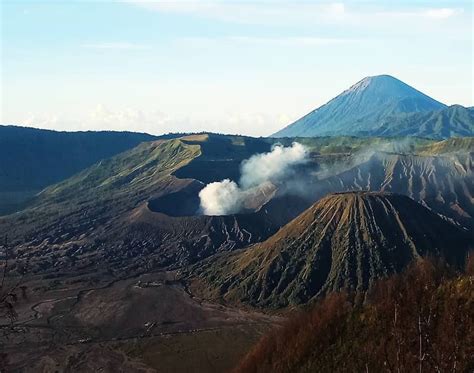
[199,142,308,215]
[198,179,243,216]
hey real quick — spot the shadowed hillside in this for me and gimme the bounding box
[0,126,156,214]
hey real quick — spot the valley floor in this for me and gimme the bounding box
[1,271,280,372]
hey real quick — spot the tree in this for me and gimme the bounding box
[234,257,474,373]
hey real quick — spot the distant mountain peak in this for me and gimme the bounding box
[341,74,432,100]
[271,75,470,139]
[346,74,398,92]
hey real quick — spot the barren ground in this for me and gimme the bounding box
[1,271,280,372]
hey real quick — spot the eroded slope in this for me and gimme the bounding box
[194,192,472,308]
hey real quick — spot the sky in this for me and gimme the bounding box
[1,0,472,137]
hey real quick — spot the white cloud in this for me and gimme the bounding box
[229,36,354,46]
[82,42,151,50]
[222,112,292,136]
[89,106,291,136]
[123,0,350,24]
[375,7,463,20]
[88,104,191,133]
[178,36,359,47]
[21,106,180,134]
[124,1,464,25]
[22,113,85,131]
[424,8,462,19]
[324,2,345,16]
[19,105,292,137]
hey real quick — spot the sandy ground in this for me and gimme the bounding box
[1,271,280,372]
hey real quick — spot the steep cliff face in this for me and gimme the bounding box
[314,152,474,228]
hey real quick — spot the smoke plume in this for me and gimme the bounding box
[199,142,308,215]
[198,179,242,216]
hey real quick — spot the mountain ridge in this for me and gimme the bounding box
[1,134,472,280]
[0,125,158,214]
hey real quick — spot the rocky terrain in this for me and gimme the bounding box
[315,151,474,228]
[0,135,472,279]
[0,132,473,371]
[192,192,472,308]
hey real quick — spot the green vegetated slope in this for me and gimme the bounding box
[273,136,433,154]
[0,134,307,276]
[416,136,474,155]
[39,137,200,202]
[0,137,202,242]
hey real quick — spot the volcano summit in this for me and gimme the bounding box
[273,75,473,139]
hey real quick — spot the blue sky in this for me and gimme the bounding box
[1,0,472,136]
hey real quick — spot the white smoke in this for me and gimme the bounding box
[240,142,308,188]
[199,142,308,215]
[198,179,243,216]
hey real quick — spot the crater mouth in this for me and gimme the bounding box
[147,180,278,217]
[147,182,203,217]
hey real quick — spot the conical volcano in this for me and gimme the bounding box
[195,192,472,307]
[273,75,447,138]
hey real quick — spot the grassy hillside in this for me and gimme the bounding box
[272,136,433,154]
[0,138,202,243]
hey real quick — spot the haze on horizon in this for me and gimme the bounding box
[1,0,473,137]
